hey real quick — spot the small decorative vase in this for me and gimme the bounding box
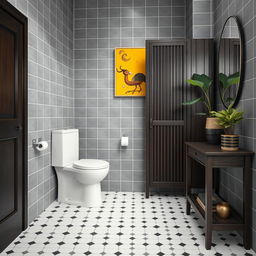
[205,118,223,145]
[216,202,231,219]
[221,134,239,151]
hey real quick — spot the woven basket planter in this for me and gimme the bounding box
[205,118,223,145]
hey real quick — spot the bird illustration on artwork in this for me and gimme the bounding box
[116,66,146,94]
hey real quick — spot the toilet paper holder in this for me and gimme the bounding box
[32,138,42,147]
[32,138,48,152]
[121,134,129,147]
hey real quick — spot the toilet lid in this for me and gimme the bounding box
[73,159,109,170]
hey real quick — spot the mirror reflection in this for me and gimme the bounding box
[218,16,242,108]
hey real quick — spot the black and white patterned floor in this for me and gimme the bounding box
[2,193,255,255]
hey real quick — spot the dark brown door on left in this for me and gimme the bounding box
[0,1,27,252]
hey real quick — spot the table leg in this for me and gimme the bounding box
[214,168,220,194]
[186,149,191,215]
[205,158,213,250]
[243,156,252,249]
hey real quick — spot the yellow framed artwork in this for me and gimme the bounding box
[115,48,146,97]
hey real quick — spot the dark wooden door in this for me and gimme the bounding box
[0,1,27,252]
[145,41,186,194]
[145,39,214,196]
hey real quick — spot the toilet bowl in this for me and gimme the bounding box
[52,129,109,207]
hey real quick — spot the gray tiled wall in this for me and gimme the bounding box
[213,0,256,250]
[185,0,213,39]
[74,0,186,192]
[186,0,193,38]
[193,0,213,38]
[7,0,74,223]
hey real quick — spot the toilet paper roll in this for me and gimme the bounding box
[121,136,128,147]
[36,141,48,151]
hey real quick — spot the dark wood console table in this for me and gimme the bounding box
[185,142,254,250]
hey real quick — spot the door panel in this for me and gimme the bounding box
[152,126,184,183]
[148,41,185,187]
[0,26,16,118]
[0,0,27,252]
[0,139,16,221]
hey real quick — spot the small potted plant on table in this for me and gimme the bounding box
[183,74,223,144]
[210,106,244,151]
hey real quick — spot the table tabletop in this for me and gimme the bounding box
[185,142,254,156]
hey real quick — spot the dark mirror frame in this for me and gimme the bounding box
[217,16,245,108]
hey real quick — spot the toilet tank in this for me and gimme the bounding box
[52,129,79,167]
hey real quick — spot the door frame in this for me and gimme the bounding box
[0,0,28,229]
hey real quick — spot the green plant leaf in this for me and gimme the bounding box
[192,74,212,89]
[184,73,213,116]
[228,71,240,80]
[199,74,212,88]
[211,107,244,130]
[227,77,240,86]
[218,73,228,88]
[182,97,202,105]
[186,79,204,88]
[195,112,207,116]
[210,111,217,116]
[220,72,240,90]
[226,97,234,102]
[226,72,240,87]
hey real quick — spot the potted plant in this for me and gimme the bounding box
[183,74,223,144]
[210,106,244,151]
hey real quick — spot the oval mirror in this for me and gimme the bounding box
[217,16,244,108]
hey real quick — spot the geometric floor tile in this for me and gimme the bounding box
[2,192,256,255]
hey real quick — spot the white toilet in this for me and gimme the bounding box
[52,129,109,207]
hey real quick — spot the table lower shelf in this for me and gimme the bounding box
[187,194,244,231]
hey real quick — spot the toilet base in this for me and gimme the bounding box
[55,167,104,208]
[82,183,102,207]
[58,183,102,208]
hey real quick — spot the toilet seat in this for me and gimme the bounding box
[73,159,109,170]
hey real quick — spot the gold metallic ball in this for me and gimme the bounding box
[216,202,231,219]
